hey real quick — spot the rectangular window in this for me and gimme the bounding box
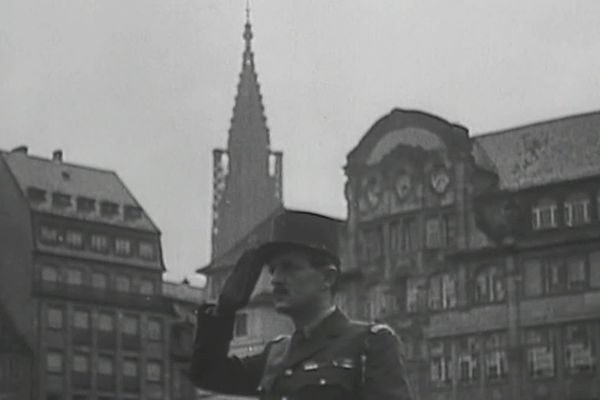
[430,340,453,385]
[390,221,403,254]
[76,196,95,213]
[52,192,71,208]
[124,205,143,221]
[523,259,542,297]
[425,217,442,249]
[121,315,139,336]
[444,214,457,248]
[98,312,114,332]
[532,202,557,230]
[41,265,58,282]
[116,275,131,292]
[40,225,61,243]
[47,307,64,330]
[73,310,90,330]
[115,238,132,256]
[73,353,89,373]
[484,332,508,381]
[92,272,108,289]
[429,273,457,310]
[147,319,162,341]
[90,234,108,253]
[566,257,587,290]
[590,251,600,288]
[524,328,555,378]
[139,279,155,295]
[97,356,114,375]
[234,313,249,338]
[65,230,84,249]
[123,359,138,377]
[564,198,590,226]
[564,323,596,375]
[403,218,418,251]
[100,201,119,217]
[27,187,46,202]
[139,242,156,260]
[66,268,83,285]
[146,361,162,382]
[46,352,63,373]
[457,336,479,384]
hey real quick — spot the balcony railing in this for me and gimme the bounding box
[32,280,172,313]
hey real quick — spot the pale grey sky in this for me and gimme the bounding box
[2,1,600,283]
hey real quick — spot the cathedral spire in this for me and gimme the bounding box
[210,6,283,258]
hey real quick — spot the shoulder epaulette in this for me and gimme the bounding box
[369,323,395,335]
[270,334,290,343]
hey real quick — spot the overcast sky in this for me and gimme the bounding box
[2,1,600,284]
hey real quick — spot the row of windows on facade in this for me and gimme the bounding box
[358,251,600,318]
[46,307,163,340]
[45,351,163,382]
[40,225,156,260]
[357,214,456,262]
[429,322,597,385]
[41,265,157,296]
[531,192,600,230]
[27,187,144,221]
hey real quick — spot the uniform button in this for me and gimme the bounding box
[284,369,293,376]
[319,378,327,385]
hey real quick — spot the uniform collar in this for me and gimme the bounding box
[298,305,338,339]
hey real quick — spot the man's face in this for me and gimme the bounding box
[268,250,329,313]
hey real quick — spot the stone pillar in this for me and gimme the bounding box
[504,244,522,400]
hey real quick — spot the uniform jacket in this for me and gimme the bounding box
[189,306,412,400]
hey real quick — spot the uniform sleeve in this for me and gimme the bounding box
[188,304,266,396]
[363,328,413,400]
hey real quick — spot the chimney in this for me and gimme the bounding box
[11,145,28,154]
[52,150,63,162]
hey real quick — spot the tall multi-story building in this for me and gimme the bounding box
[200,8,290,374]
[0,147,172,400]
[341,109,600,400]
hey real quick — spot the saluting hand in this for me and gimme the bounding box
[217,248,264,314]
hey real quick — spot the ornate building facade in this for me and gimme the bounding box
[340,109,600,400]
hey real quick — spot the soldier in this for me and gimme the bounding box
[190,210,412,400]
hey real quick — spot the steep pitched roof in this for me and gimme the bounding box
[1,150,159,232]
[473,111,600,191]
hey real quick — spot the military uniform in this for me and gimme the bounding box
[189,306,412,400]
[190,210,412,399]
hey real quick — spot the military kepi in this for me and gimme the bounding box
[256,209,341,267]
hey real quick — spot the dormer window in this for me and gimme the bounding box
[76,197,95,213]
[100,201,119,218]
[27,187,46,203]
[52,192,71,208]
[124,206,143,222]
[531,198,557,230]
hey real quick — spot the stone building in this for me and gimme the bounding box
[340,108,600,400]
[0,147,172,400]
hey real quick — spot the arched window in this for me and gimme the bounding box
[564,193,590,226]
[473,266,506,304]
[531,198,558,230]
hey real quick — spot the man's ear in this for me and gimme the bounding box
[321,265,339,291]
